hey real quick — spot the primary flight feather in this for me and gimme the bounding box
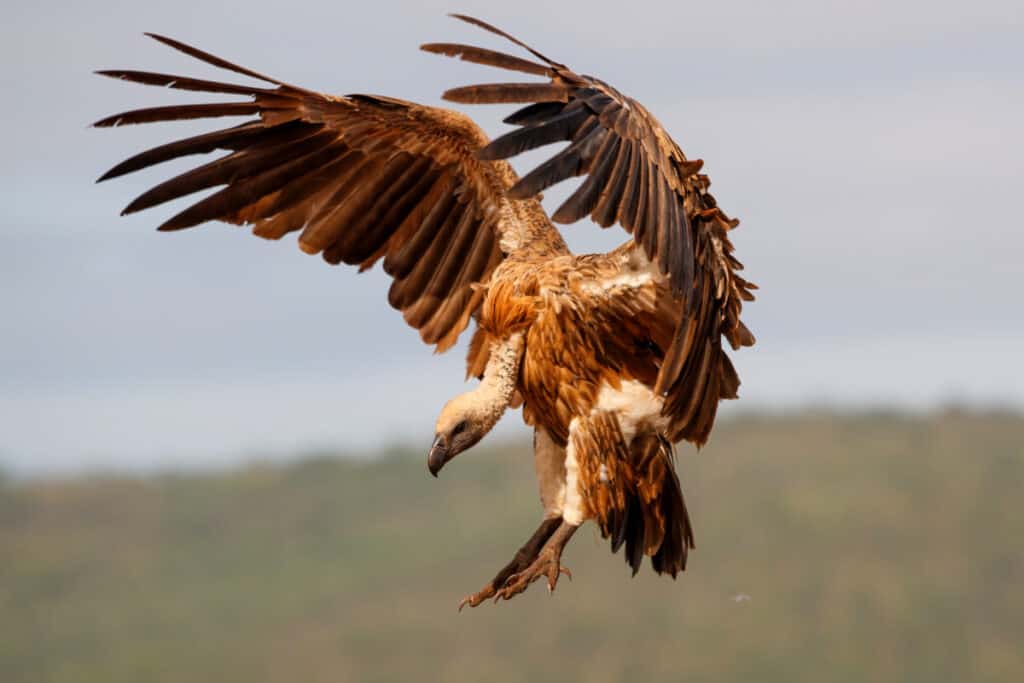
[95,14,756,608]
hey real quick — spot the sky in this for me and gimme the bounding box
[1,0,1022,475]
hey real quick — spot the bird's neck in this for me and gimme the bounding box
[470,333,523,430]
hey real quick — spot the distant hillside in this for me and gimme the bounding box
[2,412,1022,683]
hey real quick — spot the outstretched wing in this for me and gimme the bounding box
[95,34,530,352]
[423,15,757,444]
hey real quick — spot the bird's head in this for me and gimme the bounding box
[427,393,497,477]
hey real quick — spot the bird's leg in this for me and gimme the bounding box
[458,517,561,611]
[495,521,579,601]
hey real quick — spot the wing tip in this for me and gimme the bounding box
[156,213,198,232]
[91,114,120,128]
[143,31,173,45]
[443,13,562,68]
[439,87,468,104]
[549,205,578,224]
[419,42,449,55]
[142,32,184,54]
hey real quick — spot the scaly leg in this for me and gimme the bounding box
[495,521,579,601]
[458,517,561,611]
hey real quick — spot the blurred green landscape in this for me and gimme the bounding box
[2,411,1022,682]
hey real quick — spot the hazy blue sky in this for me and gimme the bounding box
[2,0,1021,474]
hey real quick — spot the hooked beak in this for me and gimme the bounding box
[427,435,448,477]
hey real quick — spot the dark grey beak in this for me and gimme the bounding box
[427,435,448,477]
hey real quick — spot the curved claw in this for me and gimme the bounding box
[458,587,496,611]
[493,556,573,600]
[463,520,578,606]
[546,564,572,592]
[494,571,531,602]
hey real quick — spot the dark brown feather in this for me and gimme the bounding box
[233,147,364,225]
[591,138,632,227]
[384,193,461,289]
[393,200,468,323]
[382,172,457,280]
[402,205,478,328]
[443,82,569,105]
[508,124,607,199]
[94,69,277,96]
[315,152,416,260]
[123,125,333,215]
[551,134,620,223]
[447,14,563,67]
[157,140,347,231]
[143,33,284,85]
[387,196,464,310]
[93,102,261,128]
[96,121,285,182]
[340,156,438,265]
[503,101,567,126]
[299,154,390,255]
[419,43,551,77]
[478,104,589,160]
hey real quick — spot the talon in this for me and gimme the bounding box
[457,520,576,607]
[548,569,562,591]
[458,584,498,611]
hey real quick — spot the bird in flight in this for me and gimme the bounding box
[95,14,756,608]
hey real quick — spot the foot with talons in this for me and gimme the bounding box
[493,521,579,602]
[458,589,494,611]
[494,546,572,601]
[458,518,561,611]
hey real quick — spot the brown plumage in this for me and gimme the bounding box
[95,15,756,607]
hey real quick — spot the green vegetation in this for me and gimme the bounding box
[2,412,1022,682]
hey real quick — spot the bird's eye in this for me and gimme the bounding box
[453,420,468,436]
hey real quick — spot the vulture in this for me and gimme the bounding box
[94,14,756,608]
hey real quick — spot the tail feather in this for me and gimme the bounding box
[650,452,695,577]
[607,433,695,577]
[622,496,645,576]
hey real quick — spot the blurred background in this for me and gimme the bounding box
[2,1,1022,681]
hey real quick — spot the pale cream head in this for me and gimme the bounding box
[427,333,523,477]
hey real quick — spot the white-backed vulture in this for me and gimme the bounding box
[94,14,757,608]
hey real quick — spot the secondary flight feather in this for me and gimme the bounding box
[95,14,756,608]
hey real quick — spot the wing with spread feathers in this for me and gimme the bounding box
[95,34,529,352]
[424,15,757,444]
